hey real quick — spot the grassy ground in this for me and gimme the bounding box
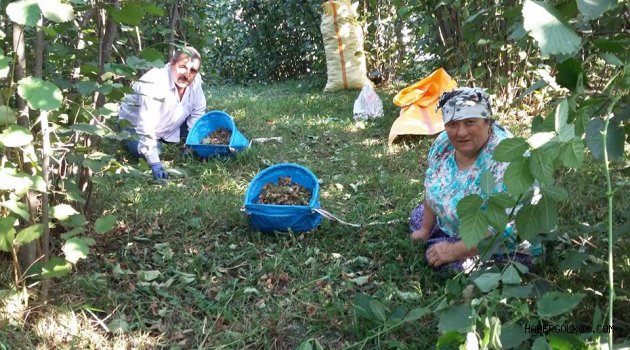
[1,80,629,349]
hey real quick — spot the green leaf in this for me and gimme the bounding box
[529,149,554,184]
[140,48,164,62]
[98,103,119,118]
[474,272,501,293]
[29,175,46,192]
[0,170,33,195]
[559,251,588,271]
[138,270,161,282]
[457,194,488,249]
[61,214,87,229]
[94,215,117,234]
[64,179,86,204]
[70,123,104,135]
[601,53,623,66]
[492,137,528,162]
[105,63,136,77]
[17,77,62,111]
[6,0,41,26]
[504,158,534,197]
[577,0,617,20]
[558,123,575,143]
[502,265,522,285]
[515,204,539,241]
[513,261,530,274]
[508,21,526,41]
[532,337,551,350]
[556,0,578,18]
[50,204,78,221]
[1,199,30,221]
[60,226,85,240]
[38,0,75,22]
[594,38,629,54]
[386,305,408,324]
[436,331,466,349]
[0,49,11,79]
[296,339,313,350]
[585,118,625,161]
[0,216,16,252]
[369,299,387,322]
[438,304,473,332]
[479,171,495,195]
[353,293,374,320]
[486,201,509,233]
[540,184,568,202]
[554,98,569,133]
[535,195,558,231]
[0,106,17,125]
[142,3,165,16]
[478,235,502,260]
[0,125,33,147]
[75,81,99,95]
[404,307,430,322]
[503,284,534,298]
[523,0,581,56]
[515,79,547,102]
[556,59,585,92]
[110,3,145,26]
[560,140,584,168]
[41,256,72,278]
[488,192,514,208]
[547,334,587,350]
[14,224,43,245]
[500,323,530,349]
[62,237,90,263]
[527,132,556,149]
[537,292,585,318]
[107,318,130,334]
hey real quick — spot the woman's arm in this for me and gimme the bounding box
[411,198,437,241]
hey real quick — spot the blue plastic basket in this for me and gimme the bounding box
[185,110,249,158]
[243,163,322,233]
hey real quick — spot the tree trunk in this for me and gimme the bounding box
[94,1,117,110]
[12,23,38,276]
[72,9,94,81]
[33,19,52,299]
[80,0,118,210]
[169,1,180,58]
[34,19,50,260]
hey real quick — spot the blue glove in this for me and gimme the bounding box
[149,162,168,180]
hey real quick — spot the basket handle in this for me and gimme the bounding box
[312,208,403,228]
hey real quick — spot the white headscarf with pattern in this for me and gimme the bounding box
[438,87,493,124]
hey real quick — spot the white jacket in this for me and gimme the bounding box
[119,63,206,164]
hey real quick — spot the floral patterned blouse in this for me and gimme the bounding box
[424,123,511,239]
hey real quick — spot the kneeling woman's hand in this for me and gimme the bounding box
[426,241,477,268]
[411,227,431,241]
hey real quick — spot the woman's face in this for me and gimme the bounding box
[445,118,491,157]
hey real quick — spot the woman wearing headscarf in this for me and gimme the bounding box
[409,87,537,272]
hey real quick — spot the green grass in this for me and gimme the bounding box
[1,80,629,349]
[65,81,441,349]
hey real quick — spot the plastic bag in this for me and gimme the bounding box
[353,84,384,121]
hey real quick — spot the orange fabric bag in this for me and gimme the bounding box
[388,68,457,145]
